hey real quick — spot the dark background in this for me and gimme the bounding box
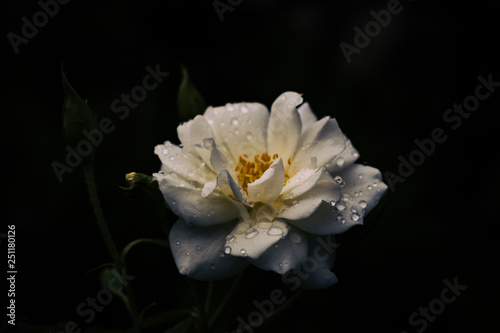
[1,0,499,332]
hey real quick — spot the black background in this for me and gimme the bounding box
[1,0,499,332]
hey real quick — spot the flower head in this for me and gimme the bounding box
[154,92,387,289]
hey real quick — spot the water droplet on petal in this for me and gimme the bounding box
[175,241,180,246]
[289,231,302,244]
[358,174,363,180]
[268,226,283,236]
[162,149,169,155]
[336,214,343,221]
[226,103,234,111]
[226,234,236,242]
[367,185,373,190]
[240,249,247,256]
[241,105,249,113]
[336,201,346,211]
[329,200,336,207]
[256,219,273,229]
[334,176,345,187]
[336,157,345,167]
[359,200,368,208]
[186,251,190,256]
[224,246,232,254]
[231,117,239,126]
[235,221,251,235]
[245,228,258,239]
[351,213,360,222]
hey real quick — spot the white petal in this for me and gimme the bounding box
[247,158,285,204]
[287,163,387,235]
[169,220,248,281]
[226,219,289,259]
[155,142,213,184]
[157,177,239,226]
[325,135,360,174]
[204,103,269,162]
[177,115,214,151]
[267,92,303,165]
[249,227,308,274]
[278,170,341,220]
[289,117,345,176]
[297,102,317,132]
[282,234,338,289]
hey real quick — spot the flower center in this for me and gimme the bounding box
[235,153,291,191]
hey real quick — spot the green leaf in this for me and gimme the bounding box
[177,64,206,121]
[165,317,193,333]
[61,63,99,144]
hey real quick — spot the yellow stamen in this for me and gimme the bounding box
[235,153,289,192]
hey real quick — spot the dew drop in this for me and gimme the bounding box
[162,149,169,155]
[235,221,250,235]
[256,220,273,229]
[334,176,345,187]
[351,207,358,213]
[336,157,345,167]
[289,231,302,244]
[169,156,175,161]
[226,234,236,242]
[358,174,363,180]
[186,251,190,256]
[224,246,232,254]
[351,213,360,222]
[336,214,343,221]
[175,241,180,246]
[226,104,234,111]
[359,200,368,208]
[268,226,283,236]
[245,228,258,239]
[241,105,249,113]
[367,185,373,190]
[336,201,346,211]
[329,200,336,207]
[240,249,247,256]
[231,117,239,126]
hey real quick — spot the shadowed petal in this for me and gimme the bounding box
[169,220,248,280]
[249,227,308,274]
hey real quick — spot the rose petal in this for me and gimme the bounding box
[325,135,360,174]
[169,219,248,280]
[297,102,317,132]
[157,176,239,226]
[267,92,303,167]
[289,117,345,175]
[155,142,213,184]
[278,170,341,221]
[226,219,289,259]
[249,227,308,274]
[247,158,285,204]
[204,103,269,162]
[287,163,387,235]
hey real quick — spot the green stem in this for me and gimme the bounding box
[207,274,242,329]
[83,163,122,266]
[204,281,214,314]
[82,162,140,330]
